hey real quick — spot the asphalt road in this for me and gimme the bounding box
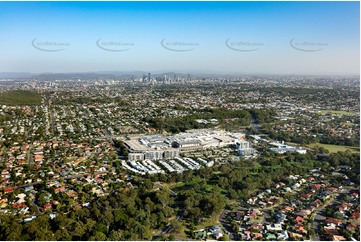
[153,212,182,240]
[219,209,238,240]
[28,146,34,166]
[31,200,43,216]
[309,187,352,241]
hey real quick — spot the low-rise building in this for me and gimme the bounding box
[125,129,245,161]
[269,141,307,154]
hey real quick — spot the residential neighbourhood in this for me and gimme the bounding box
[0,76,359,241]
[220,172,359,241]
[0,0,359,240]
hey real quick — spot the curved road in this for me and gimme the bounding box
[309,187,352,241]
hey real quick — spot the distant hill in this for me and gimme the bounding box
[0,72,34,79]
[0,90,42,105]
[32,72,192,80]
[32,72,120,80]
[0,71,242,80]
[0,71,358,80]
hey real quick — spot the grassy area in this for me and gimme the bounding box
[169,211,222,240]
[212,171,222,175]
[169,181,194,189]
[170,180,226,194]
[318,110,357,116]
[0,90,41,105]
[158,181,179,188]
[307,143,359,153]
[196,212,222,229]
[169,223,188,240]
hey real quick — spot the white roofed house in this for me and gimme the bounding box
[265,223,283,231]
[208,225,223,239]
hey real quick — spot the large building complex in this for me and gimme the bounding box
[268,142,307,154]
[236,140,256,157]
[124,129,245,161]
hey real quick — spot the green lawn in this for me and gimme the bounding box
[168,182,186,189]
[318,110,357,116]
[168,210,222,240]
[196,212,222,229]
[307,143,359,153]
[169,180,198,189]
[168,224,188,240]
[212,171,222,175]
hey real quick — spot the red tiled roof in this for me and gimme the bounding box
[312,184,323,189]
[295,216,304,223]
[249,212,257,217]
[351,212,360,219]
[251,233,262,239]
[44,203,52,210]
[12,203,26,208]
[326,218,342,225]
[301,193,312,198]
[324,228,338,235]
[284,206,294,211]
[288,232,303,239]
[4,188,13,193]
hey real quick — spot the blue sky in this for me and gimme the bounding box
[0,1,359,75]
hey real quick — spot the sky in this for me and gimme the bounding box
[0,1,359,75]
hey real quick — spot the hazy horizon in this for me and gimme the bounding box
[0,1,359,75]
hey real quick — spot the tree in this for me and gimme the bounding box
[95,222,108,234]
[101,207,114,233]
[228,188,238,199]
[89,231,107,241]
[231,221,239,233]
[114,210,128,227]
[171,220,182,234]
[109,229,124,240]
[156,187,172,208]
[71,221,86,239]
[85,218,97,233]
[219,177,229,189]
[143,179,153,190]
[2,218,23,241]
[144,197,155,214]
[24,215,54,240]
[54,228,72,240]
[184,194,200,209]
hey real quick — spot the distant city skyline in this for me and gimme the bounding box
[0,1,359,75]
